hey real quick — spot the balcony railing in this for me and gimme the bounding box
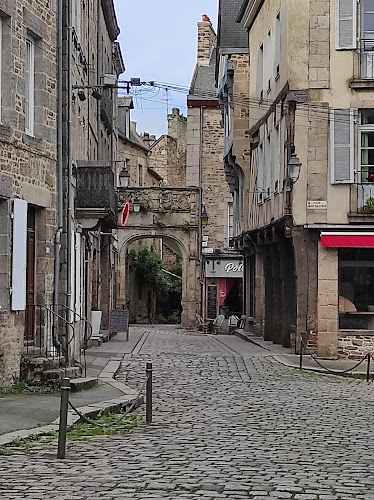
[360,39,374,79]
[76,163,117,227]
[350,183,374,214]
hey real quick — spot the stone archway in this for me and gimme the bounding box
[117,187,202,327]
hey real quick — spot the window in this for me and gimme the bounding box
[72,0,82,41]
[339,248,374,329]
[257,143,264,204]
[267,30,272,92]
[138,164,143,187]
[0,19,2,123]
[257,44,264,103]
[330,109,354,183]
[265,135,271,199]
[335,0,357,50]
[273,125,280,193]
[274,12,281,78]
[228,202,234,245]
[359,110,374,183]
[361,0,374,78]
[25,37,35,136]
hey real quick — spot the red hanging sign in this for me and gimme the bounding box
[120,202,130,227]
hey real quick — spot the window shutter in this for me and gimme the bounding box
[11,199,28,311]
[331,109,354,184]
[336,0,357,50]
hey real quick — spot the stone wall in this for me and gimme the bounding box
[201,107,228,250]
[338,336,374,360]
[150,108,187,187]
[0,0,57,388]
[309,0,330,89]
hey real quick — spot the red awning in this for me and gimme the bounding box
[321,232,374,248]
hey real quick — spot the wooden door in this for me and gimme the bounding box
[24,207,35,343]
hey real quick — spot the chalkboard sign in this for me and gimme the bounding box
[207,286,217,320]
[109,309,129,338]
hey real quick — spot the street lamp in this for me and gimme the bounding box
[118,165,130,188]
[132,200,141,214]
[201,205,208,227]
[287,152,302,184]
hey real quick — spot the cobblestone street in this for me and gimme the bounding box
[2,325,374,499]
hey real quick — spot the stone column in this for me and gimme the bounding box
[317,244,339,358]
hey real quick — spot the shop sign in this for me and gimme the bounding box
[205,258,244,278]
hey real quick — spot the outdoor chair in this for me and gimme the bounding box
[212,314,225,335]
[195,313,209,334]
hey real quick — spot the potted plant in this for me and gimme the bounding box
[363,197,374,214]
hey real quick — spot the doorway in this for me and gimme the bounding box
[24,206,36,343]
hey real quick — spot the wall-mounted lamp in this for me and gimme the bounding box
[201,204,208,227]
[118,165,130,188]
[91,89,102,100]
[133,200,141,214]
[287,152,302,184]
[78,90,86,102]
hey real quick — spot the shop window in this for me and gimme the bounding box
[339,248,374,329]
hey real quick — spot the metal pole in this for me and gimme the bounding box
[367,353,371,383]
[299,349,303,370]
[57,377,71,459]
[146,362,153,424]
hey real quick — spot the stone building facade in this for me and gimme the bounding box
[229,0,374,359]
[187,15,243,323]
[150,108,187,187]
[0,0,58,387]
[0,0,123,389]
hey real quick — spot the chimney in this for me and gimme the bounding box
[197,14,216,65]
[142,132,152,149]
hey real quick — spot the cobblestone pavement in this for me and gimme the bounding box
[2,325,374,499]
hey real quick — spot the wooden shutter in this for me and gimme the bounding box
[330,109,354,184]
[336,0,357,50]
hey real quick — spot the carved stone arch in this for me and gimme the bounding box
[117,229,199,328]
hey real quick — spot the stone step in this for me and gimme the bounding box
[42,367,81,387]
[70,377,98,392]
[87,335,103,348]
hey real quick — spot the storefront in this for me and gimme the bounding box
[204,257,243,320]
[318,232,374,358]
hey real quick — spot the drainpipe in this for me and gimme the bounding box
[198,106,204,317]
[66,0,74,366]
[97,0,102,161]
[53,0,63,353]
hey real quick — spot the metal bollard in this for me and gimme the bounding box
[57,377,71,459]
[299,349,303,370]
[367,353,371,383]
[146,362,153,424]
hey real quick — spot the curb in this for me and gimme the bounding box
[0,357,143,446]
[234,330,370,380]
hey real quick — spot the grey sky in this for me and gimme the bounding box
[113,0,218,138]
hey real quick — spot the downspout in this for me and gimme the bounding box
[198,106,204,317]
[97,0,102,161]
[53,0,63,352]
[66,0,74,365]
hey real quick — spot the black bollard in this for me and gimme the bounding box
[367,353,371,383]
[57,377,71,459]
[146,362,153,424]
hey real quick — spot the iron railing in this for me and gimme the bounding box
[24,303,93,376]
[360,39,374,79]
[350,183,374,214]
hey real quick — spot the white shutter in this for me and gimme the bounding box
[11,199,27,311]
[330,109,354,184]
[336,0,357,50]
